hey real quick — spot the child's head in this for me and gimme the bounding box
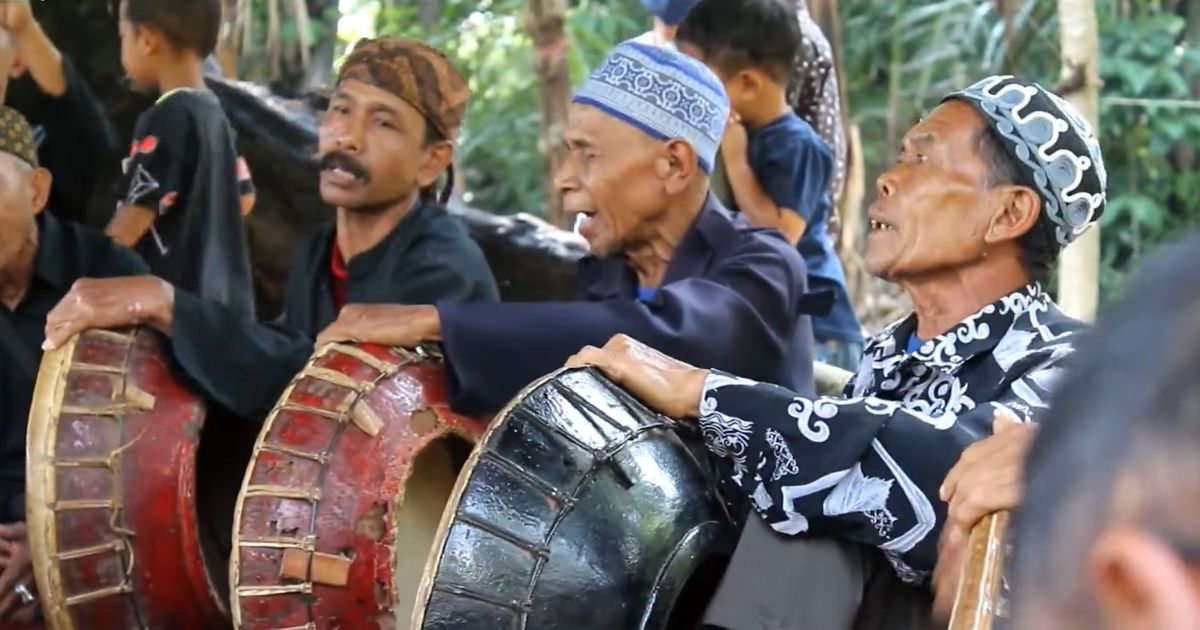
[119,0,221,90]
[676,0,800,117]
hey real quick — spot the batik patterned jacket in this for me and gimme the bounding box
[699,284,1086,583]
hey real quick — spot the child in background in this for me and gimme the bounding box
[678,0,863,370]
[634,0,697,48]
[108,0,257,319]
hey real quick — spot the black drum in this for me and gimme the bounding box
[411,367,738,629]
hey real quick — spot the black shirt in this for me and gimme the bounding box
[0,213,148,502]
[169,199,500,419]
[12,57,119,225]
[114,88,256,320]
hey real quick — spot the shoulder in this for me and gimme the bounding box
[706,204,807,275]
[136,90,220,131]
[757,113,831,157]
[414,208,493,272]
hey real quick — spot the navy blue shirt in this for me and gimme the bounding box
[437,195,821,415]
[746,111,862,344]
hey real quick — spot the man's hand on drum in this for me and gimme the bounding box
[315,304,440,349]
[565,334,708,419]
[0,523,39,622]
[42,277,174,351]
[931,411,1037,621]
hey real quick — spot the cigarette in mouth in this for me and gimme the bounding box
[573,213,586,234]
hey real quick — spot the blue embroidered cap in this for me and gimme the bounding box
[640,0,698,25]
[573,39,730,174]
[946,76,1108,246]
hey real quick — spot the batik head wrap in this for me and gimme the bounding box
[945,75,1107,246]
[338,37,470,140]
[573,39,729,173]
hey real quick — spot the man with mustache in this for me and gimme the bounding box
[40,38,498,420]
[568,76,1106,628]
[313,39,820,415]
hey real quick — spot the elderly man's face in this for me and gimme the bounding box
[0,155,48,271]
[557,104,673,256]
[318,79,450,212]
[865,100,1001,281]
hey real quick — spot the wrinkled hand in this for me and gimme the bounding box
[315,304,441,349]
[565,334,708,419]
[931,411,1037,621]
[0,1,35,38]
[0,523,37,622]
[43,276,174,351]
[720,114,749,163]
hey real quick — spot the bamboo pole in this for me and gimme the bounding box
[1055,0,1102,322]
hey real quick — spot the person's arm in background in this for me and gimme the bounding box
[109,99,192,247]
[721,116,810,245]
[1,2,66,97]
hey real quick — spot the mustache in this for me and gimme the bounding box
[317,151,371,182]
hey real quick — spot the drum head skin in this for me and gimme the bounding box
[27,328,230,629]
[231,344,486,629]
[414,368,737,629]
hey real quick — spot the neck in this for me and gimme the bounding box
[901,256,1032,339]
[625,188,706,288]
[739,88,791,131]
[0,222,39,311]
[335,194,419,262]
[156,54,206,93]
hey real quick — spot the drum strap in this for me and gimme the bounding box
[0,311,38,381]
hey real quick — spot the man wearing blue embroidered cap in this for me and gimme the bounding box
[568,74,1106,628]
[314,39,820,415]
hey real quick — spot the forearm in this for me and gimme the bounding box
[725,157,784,230]
[15,22,66,97]
[106,204,156,247]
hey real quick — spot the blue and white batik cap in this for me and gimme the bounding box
[946,75,1108,246]
[573,39,730,174]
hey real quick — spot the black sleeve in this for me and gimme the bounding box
[169,290,313,419]
[114,97,194,215]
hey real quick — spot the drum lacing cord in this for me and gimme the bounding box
[106,428,147,578]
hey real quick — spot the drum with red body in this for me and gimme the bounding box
[230,343,487,629]
[26,327,253,629]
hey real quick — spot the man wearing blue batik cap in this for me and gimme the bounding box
[315,39,822,415]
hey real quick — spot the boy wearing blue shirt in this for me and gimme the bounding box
[678,0,863,369]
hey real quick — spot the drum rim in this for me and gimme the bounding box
[408,366,582,629]
[26,330,82,630]
[228,342,443,629]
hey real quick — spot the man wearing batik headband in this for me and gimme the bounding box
[0,106,148,624]
[312,39,819,415]
[568,75,1107,628]
[39,38,498,420]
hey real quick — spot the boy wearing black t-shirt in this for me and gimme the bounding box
[678,0,863,370]
[107,0,257,319]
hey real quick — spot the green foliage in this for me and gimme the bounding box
[360,0,645,214]
[1094,9,1200,297]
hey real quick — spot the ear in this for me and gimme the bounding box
[736,69,765,98]
[416,140,454,190]
[984,185,1041,246]
[660,139,699,195]
[29,167,52,216]
[137,23,165,56]
[1090,527,1200,630]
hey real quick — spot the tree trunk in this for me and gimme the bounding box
[420,0,441,29]
[1055,0,1102,322]
[526,0,571,226]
